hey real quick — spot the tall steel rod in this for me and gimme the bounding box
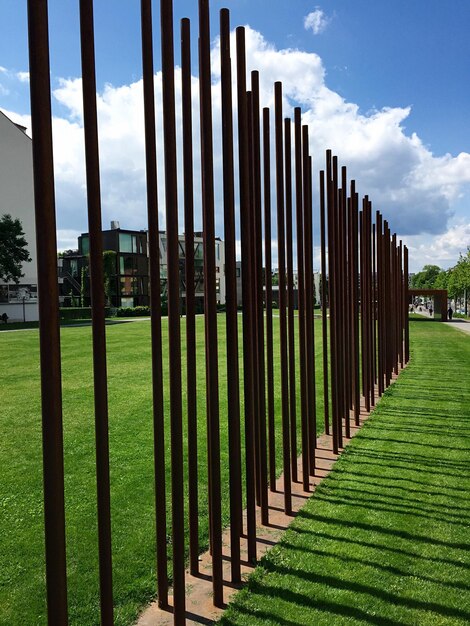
[404,245,410,363]
[198,0,223,606]
[251,72,269,525]
[332,156,343,449]
[352,187,360,425]
[220,7,242,583]
[236,26,257,563]
[319,170,329,436]
[376,211,384,396]
[79,2,114,622]
[303,139,316,473]
[27,1,68,622]
[263,107,276,492]
[340,167,350,438]
[160,0,185,621]
[326,151,338,453]
[294,109,309,491]
[284,118,298,483]
[141,0,168,605]
[181,16,199,578]
[274,81,292,514]
[320,171,330,431]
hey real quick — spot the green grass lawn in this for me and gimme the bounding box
[0,314,327,625]
[219,318,470,625]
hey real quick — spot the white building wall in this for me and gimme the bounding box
[0,112,38,321]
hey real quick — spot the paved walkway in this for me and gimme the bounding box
[443,318,470,335]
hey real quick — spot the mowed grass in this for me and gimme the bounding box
[219,319,470,626]
[0,314,327,625]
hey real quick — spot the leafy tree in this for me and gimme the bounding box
[410,264,442,289]
[0,214,31,283]
[103,250,117,305]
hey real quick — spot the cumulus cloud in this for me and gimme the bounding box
[16,71,29,83]
[2,27,470,269]
[304,8,330,35]
[405,222,470,271]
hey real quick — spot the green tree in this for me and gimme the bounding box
[0,214,31,283]
[103,250,117,305]
[411,264,442,289]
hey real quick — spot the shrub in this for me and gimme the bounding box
[115,306,151,317]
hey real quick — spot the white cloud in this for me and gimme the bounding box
[16,71,30,83]
[304,8,330,35]
[2,27,470,270]
[405,222,470,271]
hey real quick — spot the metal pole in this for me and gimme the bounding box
[284,118,298,483]
[79,2,113,621]
[27,1,68,621]
[198,0,223,606]
[274,81,292,515]
[180,16,199,578]
[236,26,257,563]
[141,0,168,605]
[263,107,276,493]
[319,171,329,436]
[294,109,309,491]
[220,7,242,583]
[160,0,185,620]
[251,72,269,524]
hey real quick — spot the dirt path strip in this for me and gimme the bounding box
[136,366,404,626]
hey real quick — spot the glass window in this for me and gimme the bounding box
[119,255,137,275]
[119,233,133,253]
[81,235,89,256]
[216,242,220,260]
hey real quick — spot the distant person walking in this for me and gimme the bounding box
[448,307,453,320]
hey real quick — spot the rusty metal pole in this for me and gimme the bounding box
[236,26,257,562]
[404,246,410,363]
[326,151,339,454]
[376,212,384,396]
[198,0,223,606]
[275,81,292,515]
[160,0,185,621]
[332,156,343,449]
[284,118,298,483]
[79,2,114,622]
[180,16,199,578]
[319,171,330,436]
[263,107,276,493]
[27,1,68,622]
[294,109,309,491]
[220,7,242,583]
[340,167,350,438]
[141,0,169,605]
[352,188,360,425]
[250,72,269,525]
[246,90,261,508]
[304,143,317,473]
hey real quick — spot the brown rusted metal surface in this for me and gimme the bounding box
[79,1,114,621]
[236,26,257,564]
[220,7,242,584]
[27,1,69,622]
[27,4,413,623]
[275,81,292,515]
[160,0,186,621]
[141,0,169,606]
[198,0,223,607]
[180,15,199,579]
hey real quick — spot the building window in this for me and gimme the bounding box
[119,255,137,275]
[81,235,89,256]
[119,232,139,253]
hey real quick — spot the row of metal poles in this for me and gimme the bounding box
[27,0,410,624]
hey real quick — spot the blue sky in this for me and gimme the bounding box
[1,0,469,271]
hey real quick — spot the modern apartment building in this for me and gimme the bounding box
[59,222,226,309]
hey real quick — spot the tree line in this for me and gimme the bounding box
[411,248,470,313]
